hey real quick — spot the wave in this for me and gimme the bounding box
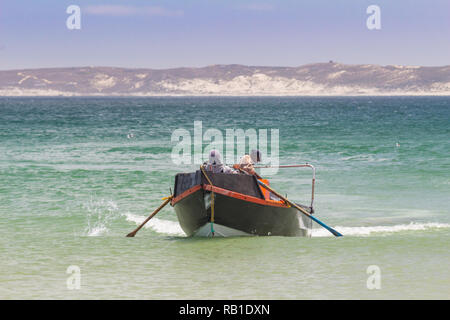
[339,154,391,162]
[311,222,450,237]
[106,146,170,154]
[125,213,185,236]
[124,214,449,238]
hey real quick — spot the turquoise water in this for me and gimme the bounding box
[0,97,449,299]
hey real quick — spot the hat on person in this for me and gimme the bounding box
[208,149,223,165]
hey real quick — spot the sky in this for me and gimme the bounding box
[0,0,449,70]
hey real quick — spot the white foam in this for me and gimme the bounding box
[311,222,450,237]
[125,213,185,236]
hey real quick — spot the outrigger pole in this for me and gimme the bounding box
[256,180,342,237]
[238,163,341,236]
[255,164,316,209]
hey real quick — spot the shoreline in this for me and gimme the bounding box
[2,93,450,98]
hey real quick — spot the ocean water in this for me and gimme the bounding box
[0,96,449,299]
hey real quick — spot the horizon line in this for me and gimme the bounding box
[1,61,450,72]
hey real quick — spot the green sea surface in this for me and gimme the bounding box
[0,96,449,299]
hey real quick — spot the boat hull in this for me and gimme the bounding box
[172,186,312,237]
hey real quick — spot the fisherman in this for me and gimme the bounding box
[205,149,237,174]
[234,149,262,176]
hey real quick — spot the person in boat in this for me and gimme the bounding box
[205,149,237,174]
[234,149,262,176]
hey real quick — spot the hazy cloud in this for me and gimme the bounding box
[239,3,274,12]
[84,5,183,17]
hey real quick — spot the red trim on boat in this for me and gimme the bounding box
[204,184,288,207]
[171,184,288,208]
[171,185,202,205]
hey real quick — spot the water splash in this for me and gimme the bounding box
[86,225,108,237]
[83,198,120,236]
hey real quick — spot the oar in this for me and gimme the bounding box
[126,196,173,237]
[256,180,342,237]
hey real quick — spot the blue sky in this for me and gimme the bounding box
[0,0,449,70]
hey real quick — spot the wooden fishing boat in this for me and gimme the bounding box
[171,165,316,237]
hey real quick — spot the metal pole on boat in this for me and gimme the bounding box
[255,164,316,211]
[256,180,343,237]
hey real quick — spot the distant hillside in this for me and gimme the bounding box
[1,63,450,96]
